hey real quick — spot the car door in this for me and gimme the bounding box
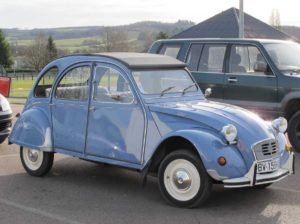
[186,43,227,101]
[51,64,92,153]
[223,44,278,116]
[85,63,145,164]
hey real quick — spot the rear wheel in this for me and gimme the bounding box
[20,147,54,177]
[158,149,212,208]
[287,111,300,152]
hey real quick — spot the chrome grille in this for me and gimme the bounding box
[253,139,279,161]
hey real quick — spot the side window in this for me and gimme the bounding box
[186,44,203,71]
[229,45,269,75]
[55,66,90,101]
[93,67,133,103]
[159,44,181,58]
[199,44,226,73]
[34,67,58,98]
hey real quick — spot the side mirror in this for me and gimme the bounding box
[0,76,11,97]
[204,88,212,97]
[254,62,268,73]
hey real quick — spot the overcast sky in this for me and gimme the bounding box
[0,0,299,29]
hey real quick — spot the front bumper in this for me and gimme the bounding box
[223,152,295,188]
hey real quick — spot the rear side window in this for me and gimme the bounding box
[159,44,181,58]
[199,44,226,73]
[186,44,203,71]
[34,67,58,98]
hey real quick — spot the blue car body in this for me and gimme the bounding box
[10,53,294,188]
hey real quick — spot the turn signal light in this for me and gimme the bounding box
[218,157,227,166]
[285,144,293,152]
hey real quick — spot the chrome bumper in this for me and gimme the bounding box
[223,152,295,188]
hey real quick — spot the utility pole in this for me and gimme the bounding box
[239,0,244,38]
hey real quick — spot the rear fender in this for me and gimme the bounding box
[9,108,53,151]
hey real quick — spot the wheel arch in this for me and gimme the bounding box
[148,135,199,173]
[281,93,300,120]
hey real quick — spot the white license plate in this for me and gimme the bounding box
[257,158,280,174]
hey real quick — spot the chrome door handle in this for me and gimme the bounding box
[89,106,96,112]
[228,78,238,83]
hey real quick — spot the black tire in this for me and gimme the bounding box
[20,147,54,177]
[253,183,272,189]
[0,135,8,144]
[158,149,212,208]
[287,111,300,153]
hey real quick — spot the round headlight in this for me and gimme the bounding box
[272,117,287,133]
[221,124,238,143]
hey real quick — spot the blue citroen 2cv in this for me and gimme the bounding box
[9,53,295,207]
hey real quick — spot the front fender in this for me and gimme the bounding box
[9,108,53,151]
[155,129,248,180]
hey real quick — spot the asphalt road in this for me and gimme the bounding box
[0,104,299,224]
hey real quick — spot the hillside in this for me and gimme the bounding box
[2,20,195,52]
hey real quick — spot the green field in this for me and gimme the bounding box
[10,79,35,97]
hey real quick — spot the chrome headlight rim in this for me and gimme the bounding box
[272,117,287,133]
[221,124,238,144]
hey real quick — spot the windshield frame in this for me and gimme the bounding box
[130,68,203,99]
[263,42,300,72]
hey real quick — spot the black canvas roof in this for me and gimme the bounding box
[62,53,186,69]
[172,7,293,40]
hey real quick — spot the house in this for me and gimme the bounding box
[172,7,294,41]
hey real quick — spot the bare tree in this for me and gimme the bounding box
[269,9,281,30]
[25,34,48,72]
[100,28,130,52]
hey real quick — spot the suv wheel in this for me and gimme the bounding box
[288,111,300,152]
[158,149,212,208]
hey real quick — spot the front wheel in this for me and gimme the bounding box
[20,147,54,177]
[287,111,300,153]
[158,150,212,208]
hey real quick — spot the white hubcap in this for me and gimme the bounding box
[164,159,201,201]
[22,148,43,171]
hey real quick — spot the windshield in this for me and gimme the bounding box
[132,69,198,95]
[263,42,300,71]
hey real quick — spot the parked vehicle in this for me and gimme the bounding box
[149,38,300,152]
[0,93,12,143]
[0,66,12,143]
[9,53,295,207]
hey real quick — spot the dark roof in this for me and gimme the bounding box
[61,52,186,69]
[172,7,293,40]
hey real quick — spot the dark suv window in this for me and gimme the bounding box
[199,44,226,73]
[186,44,203,71]
[159,44,181,58]
[229,45,269,75]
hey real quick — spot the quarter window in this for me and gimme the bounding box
[55,66,91,100]
[229,45,269,75]
[186,44,203,71]
[199,44,226,73]
[159,44,181,58]
[93,67,133,103]
[34,67,58,98]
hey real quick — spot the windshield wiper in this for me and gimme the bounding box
[181,83,196,95]
[160,86,175,96]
